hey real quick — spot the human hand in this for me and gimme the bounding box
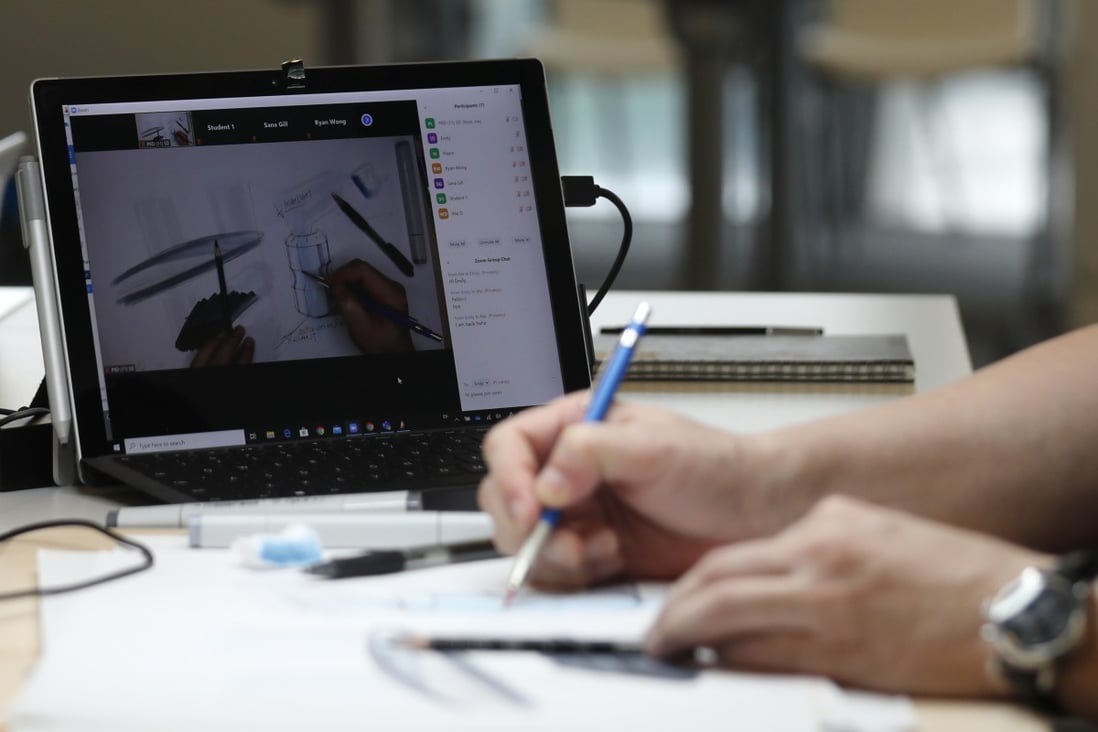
[326,258,413,354]
[646,494,1046,697]
[478,391,759,588]
[190,325,254,367]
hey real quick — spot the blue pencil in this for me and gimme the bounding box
[503,301,651,606]
[303,270,443,343]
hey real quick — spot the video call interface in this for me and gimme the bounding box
[63,85,566,451]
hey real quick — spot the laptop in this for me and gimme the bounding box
[26,59,592,508]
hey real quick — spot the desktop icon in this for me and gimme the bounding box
[436,193,447,204]
[360,113,374,126]
[365,421,376,433]
[316,425,326,437]
[432,162,442,174]
[298,427,309,438]
[348,421,360,434]
[433,178,444,189]
[438,208,449,220]
[266,430,276,440]
[429,148,440,159]
[282,428,292,439]
[332,425,343,436]
[381,420,393,431]
[427,132,438,143]
[425,117,436,129]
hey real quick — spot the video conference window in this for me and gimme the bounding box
[70,101,446,375]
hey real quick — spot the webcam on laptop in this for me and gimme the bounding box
[279,58,306,90]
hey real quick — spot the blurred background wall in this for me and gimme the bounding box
[0,0,1092,367]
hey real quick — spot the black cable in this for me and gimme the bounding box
[0,406,50,427]
[0,519,154,601]
[561,176,633,316]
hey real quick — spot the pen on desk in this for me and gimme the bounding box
[398,635,648,654]
[599,325,823,337]
[305,539,500,579]
[503,301,652,607]
[303,270,443,342]
[213,240,232,333]
[330,192,415,277]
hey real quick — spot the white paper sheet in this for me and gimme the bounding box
[0,287,33,322]
[9,535,913,732]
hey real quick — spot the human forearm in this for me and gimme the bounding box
[745,325,1098,550]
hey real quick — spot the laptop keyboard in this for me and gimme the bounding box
[113,428,489,502]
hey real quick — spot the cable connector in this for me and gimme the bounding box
[559,175,632,315]
[561,175,598,207]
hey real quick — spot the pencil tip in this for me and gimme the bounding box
[501,588,516,609]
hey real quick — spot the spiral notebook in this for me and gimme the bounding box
[594,332,915,383]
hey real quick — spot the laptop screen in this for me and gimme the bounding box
[32,61,591,467]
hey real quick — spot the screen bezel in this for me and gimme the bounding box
[30,58,591,470]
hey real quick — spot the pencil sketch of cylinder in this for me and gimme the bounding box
[277,174,338,317]
[285,230,331,317]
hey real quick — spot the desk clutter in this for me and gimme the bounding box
[595,329,915,383]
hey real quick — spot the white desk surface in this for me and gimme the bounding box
[0,287,1051,731]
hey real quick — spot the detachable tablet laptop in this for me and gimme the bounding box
[27,58,591,507]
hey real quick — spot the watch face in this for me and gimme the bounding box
[988,568,1089,668]
[1002,588,1077,646]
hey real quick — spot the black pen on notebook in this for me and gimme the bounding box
[503,301,652,607]
[331,192,415,277]
[599,325,823,336]
[213,240,232,333]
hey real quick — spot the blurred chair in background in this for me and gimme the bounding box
[527,0,784,292]
[791,0,1066,348]
[521,0,679,208]
[524,0,678,74]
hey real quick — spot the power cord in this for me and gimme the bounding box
[561,176,632,315]
[0,519,154,601]
[0,406,50,428]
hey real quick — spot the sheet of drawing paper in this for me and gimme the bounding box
[9,535,913,732]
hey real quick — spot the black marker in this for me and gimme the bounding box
[305,539,499,579]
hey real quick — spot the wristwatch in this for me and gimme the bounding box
[982,551,1098,709]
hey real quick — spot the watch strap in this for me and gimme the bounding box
[996,661,1062,713]
[1056,550,1098,584]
